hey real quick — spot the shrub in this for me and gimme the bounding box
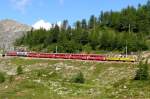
[9,75,14,83]
[82,44,92,53]
[71,71,85,84]
[0,72,5,83]
[134,60,149,80]
[37,70,43,77]
[17,66,23,75]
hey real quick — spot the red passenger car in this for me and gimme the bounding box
[6,51,17,56]
[27,52,38,58]
[7,51,106,61]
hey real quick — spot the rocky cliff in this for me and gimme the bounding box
[0,19,31,51]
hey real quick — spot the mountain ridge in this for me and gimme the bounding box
[0,19,32,51]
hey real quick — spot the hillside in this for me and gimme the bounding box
[0,19,31,51]
[0,57,150,99]
[15,1,150,53]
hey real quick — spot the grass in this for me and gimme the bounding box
[10,57,58,66]
[0,80,61,99]
[0,57,150,99]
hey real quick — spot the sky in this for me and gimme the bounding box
[0,0,148,26]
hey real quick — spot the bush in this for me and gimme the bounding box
[82,44,92,53]
[9,75,14,83]
[17,66,23,75]
[37,70,43,77]
[71,71,85,84]
[134,60,149,80]
[0,72,5,83]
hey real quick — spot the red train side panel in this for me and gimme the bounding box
[6,51,17,56]
[6,51,106,61]
[27,52,38,58]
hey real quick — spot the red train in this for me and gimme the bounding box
[6,51,106,61]
[6,51,136,62]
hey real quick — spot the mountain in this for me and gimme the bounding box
[0,19,32,51]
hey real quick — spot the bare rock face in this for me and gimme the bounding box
[0,19,32,51]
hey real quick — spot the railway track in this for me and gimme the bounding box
[22,57,138,64]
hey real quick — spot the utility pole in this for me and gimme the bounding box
[125,40,128,58]
[56,46,58,53]
[125,23,131,58]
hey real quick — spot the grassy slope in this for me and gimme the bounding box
[0,57,150,99]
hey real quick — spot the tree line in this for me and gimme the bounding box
[15,1,150,53]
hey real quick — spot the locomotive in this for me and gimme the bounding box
[6,51,136,62]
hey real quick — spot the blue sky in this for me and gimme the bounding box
[0,0,148,25]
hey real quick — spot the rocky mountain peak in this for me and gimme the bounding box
[0,19,32,51]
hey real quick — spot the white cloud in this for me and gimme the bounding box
[32,20,52,30]
[57,21,62,27]
[32,19,62,30]
[10,0,31,13]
